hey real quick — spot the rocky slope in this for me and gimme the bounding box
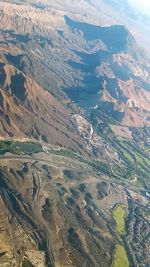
[0,60,87,153]
[0,1,150,136]
[0,1,150,267]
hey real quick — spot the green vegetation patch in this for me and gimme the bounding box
[0,140,42,155]
[113,245,129,267]
[48,147,110,175]
[90,106,150,190]
[48,147,78,159]
[22,259,35,267]
[113,205,126,235]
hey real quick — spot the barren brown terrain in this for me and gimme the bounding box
[0,61,87,153]
[0,1,150,267]
[0,151,149,267]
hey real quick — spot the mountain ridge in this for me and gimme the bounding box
[0,60,87,154]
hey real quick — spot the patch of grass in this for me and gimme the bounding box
[0,141,42,155]
[131,176,145,187]
[113,205,126,235]
[112,164,135,181]
[22,259,35,267]
[123,151,135,164]
[113,245,129,267]
[48,147,78,159]
[48,148,111,175]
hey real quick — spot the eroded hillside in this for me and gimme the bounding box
[0,148,149,267]
[0,1,150,267]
